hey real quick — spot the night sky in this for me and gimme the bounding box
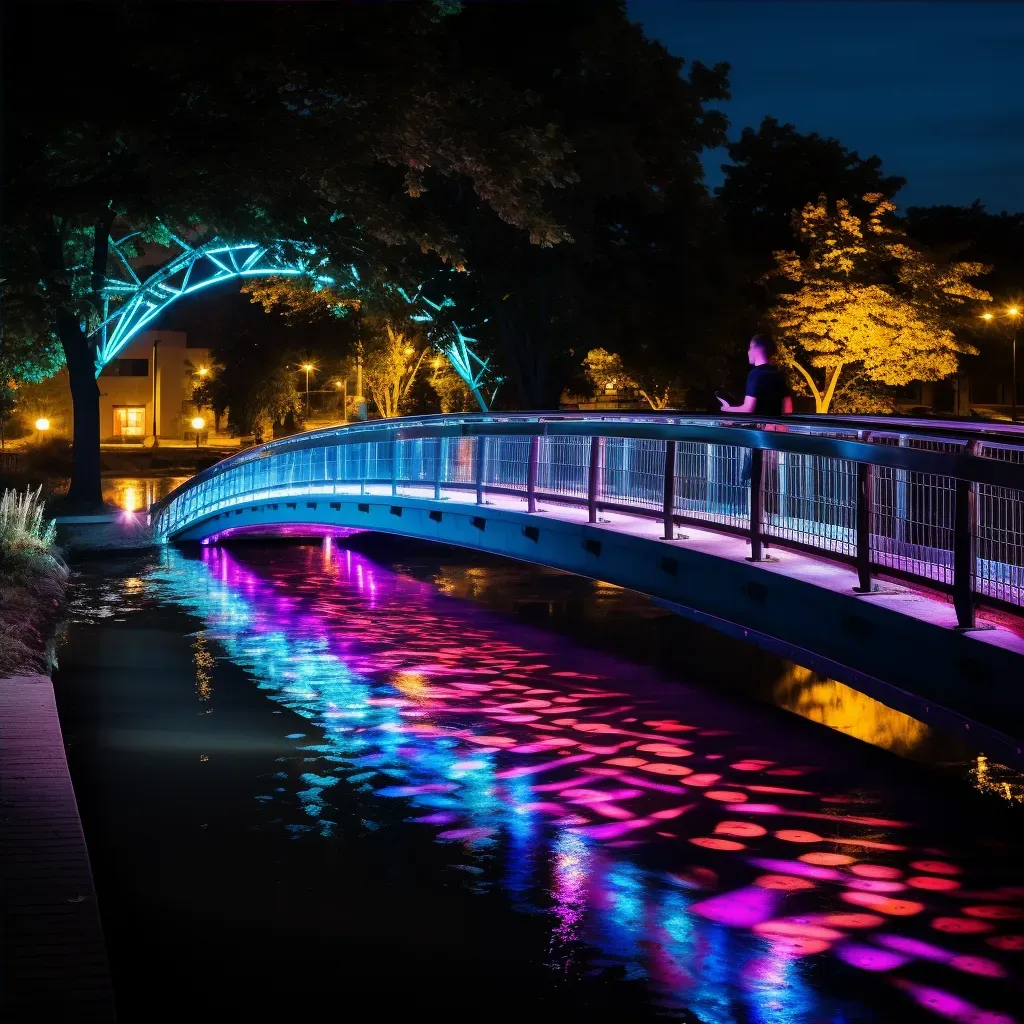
[629,0,1024,212]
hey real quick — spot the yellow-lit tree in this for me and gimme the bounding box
[582,348,673,411]
[766,194,990,413]
[364,324,429,419]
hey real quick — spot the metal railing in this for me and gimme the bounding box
[152,412,1024,626]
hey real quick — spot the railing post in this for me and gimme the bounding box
[527,435,540,513]
[854,430,873,593]
[855,461,874,592]
[391,437,398,497]
[953,441,978,628]
[434,437,443,501]
[588,435,601,523]
[748,447,764,561]
[663,439,676,540]
[475,435,485,505]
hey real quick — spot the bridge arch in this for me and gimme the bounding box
[151,411,1024,766]
[91,233,495,409]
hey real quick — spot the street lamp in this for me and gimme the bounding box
[980,307,1020,423]
[302,362,315,416]
[197,366,210,377]
[35,418,50,443]
[191,415,205,449]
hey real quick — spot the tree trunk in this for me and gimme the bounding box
[59,314,104,507]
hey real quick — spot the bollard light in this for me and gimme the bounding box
[191,416,205,449]
[35,417,51,432]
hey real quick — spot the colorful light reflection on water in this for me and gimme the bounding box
[148,541,1024,1023]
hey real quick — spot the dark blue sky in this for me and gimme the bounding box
[628,0,1024,212]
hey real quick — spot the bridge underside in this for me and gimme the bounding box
[171,488,1024,768]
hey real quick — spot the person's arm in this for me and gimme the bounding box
[718,394,757,413]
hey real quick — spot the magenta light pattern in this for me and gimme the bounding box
[151,542,1024,1023]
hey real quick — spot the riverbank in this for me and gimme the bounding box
[0,489,68,677]
[1,488,116,1020]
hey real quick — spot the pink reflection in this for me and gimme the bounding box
[692,887,778,928]
[835,942,909,971]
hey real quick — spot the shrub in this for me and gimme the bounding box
[0,485,57,555]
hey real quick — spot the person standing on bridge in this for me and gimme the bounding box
[717,333,792,526]
[717,334,793,416]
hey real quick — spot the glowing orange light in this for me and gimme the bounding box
[981,312,995,320]
[34,417,50,431]
[191,416,206,431]
[197,366,209,376]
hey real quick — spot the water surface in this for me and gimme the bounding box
[55,539,1024,1022]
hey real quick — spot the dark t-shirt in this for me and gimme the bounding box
[745,363,790,415]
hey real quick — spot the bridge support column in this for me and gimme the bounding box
[747,448,764,561]
[588,436,602,523]
[527,436,540,513]
[663,440,676,540]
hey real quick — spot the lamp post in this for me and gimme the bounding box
[191,416,205,449]
[981,307,1020,423]
[35,417,50,444]
[302,362,315,417]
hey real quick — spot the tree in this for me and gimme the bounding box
[3,2,574,505]
[717,117,906,283]
[194,325,303,442]
[363,324,430,419]
[904,203,1024,402]
[415,0,731,408]
[766,195,991,413]
[582,348,676,410]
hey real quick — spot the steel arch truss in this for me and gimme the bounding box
[91,234,343,371]
[90,234,499,410]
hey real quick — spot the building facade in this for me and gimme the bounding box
[98,330,213,441]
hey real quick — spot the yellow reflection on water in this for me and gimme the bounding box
[102,476,191,511]
[393,670,428,698]
[772,665,929,759]
[971,755,1024,805]
[772,665,1024,806]
[193,634,214,704]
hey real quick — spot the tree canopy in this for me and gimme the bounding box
[766,195,990,412]
[2,0,580,502]
[717,117,907,283]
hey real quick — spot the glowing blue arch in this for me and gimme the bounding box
[90,233,496,410]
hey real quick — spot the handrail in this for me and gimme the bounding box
[152,412,1024,628]
[155,412,1024,510]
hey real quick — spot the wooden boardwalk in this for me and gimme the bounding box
[1,675,116,1022]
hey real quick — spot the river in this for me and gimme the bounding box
[53,535,1024,1022]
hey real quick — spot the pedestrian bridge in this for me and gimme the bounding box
[152,412,1024,765]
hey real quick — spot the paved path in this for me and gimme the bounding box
[1,674,115,1022]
